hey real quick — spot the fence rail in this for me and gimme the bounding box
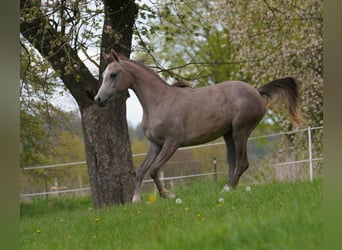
[20,126,322,199]
[20,171,228,198]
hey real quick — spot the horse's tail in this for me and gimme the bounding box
[258,77,303,125]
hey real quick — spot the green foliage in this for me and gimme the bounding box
[48,130,85,164]
[20,109,51,167]
[21,178,322,250]
[20,110,87,196]
[20,107,83,168]
[20,40,85,170]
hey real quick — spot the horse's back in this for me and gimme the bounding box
[213,81,266,124]
[215,80,260,97]
[189,80,265,116]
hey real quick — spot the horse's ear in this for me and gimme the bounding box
[103,49,120,64]
[110,49,120,62]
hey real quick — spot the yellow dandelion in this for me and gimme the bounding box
[196,213,205,221]
[35,229,42,234]
[184,207,189,212]
[94,218,100,223]
[67,235,72,239]
[148,193,156,203]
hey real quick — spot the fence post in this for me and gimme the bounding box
[307,126,313,182]
[213,157,217,180]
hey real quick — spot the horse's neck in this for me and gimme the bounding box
[125,61,170,112]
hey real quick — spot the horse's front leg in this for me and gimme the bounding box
[132,143,161,203]
[149,138,179,199]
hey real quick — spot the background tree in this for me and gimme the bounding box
[20,0,139,207]
[20,109,89,197]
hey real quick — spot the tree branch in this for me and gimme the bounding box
[81,45,100,69]
[99,0,139,76]
[20,0,98,110]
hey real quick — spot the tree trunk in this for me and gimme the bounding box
[20,0,138,207]
[81,94,135,207]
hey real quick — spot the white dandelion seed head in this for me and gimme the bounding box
[175,198,182,204]
[224,185,230,192]
[219,198,224,203]
[245,186,251,192]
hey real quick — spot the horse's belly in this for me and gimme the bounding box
[182,119,231,146]
[182,133,227,147]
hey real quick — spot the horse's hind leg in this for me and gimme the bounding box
[227,128,250,188]
[132,143,161,203]
[224,130,236,180]
[149,138,179,199]
[221,131,236,192]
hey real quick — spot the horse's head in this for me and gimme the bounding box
[94,50,132,107]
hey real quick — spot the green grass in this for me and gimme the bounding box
[21,178,322,250]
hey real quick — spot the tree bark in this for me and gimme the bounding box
[81,94,135,207]
[20,0,138,207]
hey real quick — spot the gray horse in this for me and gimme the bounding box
[95,50,302,203]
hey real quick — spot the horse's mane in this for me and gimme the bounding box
[115,54,191,88]
[116,54,170,86]
[172,81,191,88]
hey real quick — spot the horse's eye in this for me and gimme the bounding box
[110,73,117,78]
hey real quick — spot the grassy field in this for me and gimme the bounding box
[20,178,322,250]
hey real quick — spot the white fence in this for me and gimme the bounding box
[20,126,322,199]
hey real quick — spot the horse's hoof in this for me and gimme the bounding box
[132,194,142,203]
[160,190,176,199]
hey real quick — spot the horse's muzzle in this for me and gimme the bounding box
[94,96,107,107]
